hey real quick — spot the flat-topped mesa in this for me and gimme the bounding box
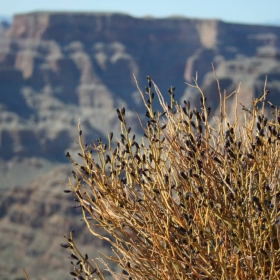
[5,12,50,39]
[5,12,220,48]
[5,12,133,41]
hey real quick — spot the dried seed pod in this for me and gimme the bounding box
[76,191,82,199]
[109,132,113,141]
[142,154,146,162]
[195,110,201,120]
[105,155,111,164]
[225,139,230,149]
[260,248,267,256]
[122,270,129,275]
[227,149,236,159]
[255,136,262,146]
[184,100,190,110]
[134,154,141,162]
[197,160,203,169]
[68,254,79,260]
[213,156,222,164]
[178,226,187,234]
[193,173,199,179]
[147,76,152,88]
[60,243,71,248]
[63,190,72,193]
[237,140,242,149]
[164,174,169,184]
[188,151,195,158]
[118,114,124,122]
[145,111,151,118]
[180,172,188,180]
[252,196,260,204]
[247,153,255,159]
[228,192,234,200]
[197,186,204,193]
[191,121,196,128]
[207,107,211,116]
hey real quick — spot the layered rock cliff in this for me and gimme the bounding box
[1,12,280,279]
[1,13,280,168]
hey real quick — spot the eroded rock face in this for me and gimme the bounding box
[0,165,116,280]
[1,13,280,168]
[182,46,280,122]
[2,12,280,279]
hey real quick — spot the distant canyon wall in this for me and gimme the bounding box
[1,12,280,164]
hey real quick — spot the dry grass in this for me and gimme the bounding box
[62,74,280,279]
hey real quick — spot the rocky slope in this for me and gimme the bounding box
[1,12,280,279]
[0,165,117,280]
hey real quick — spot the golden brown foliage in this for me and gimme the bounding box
[63,75,280,279]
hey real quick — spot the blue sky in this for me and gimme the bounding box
[1,0,280,25]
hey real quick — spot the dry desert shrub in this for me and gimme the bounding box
[61,74,280,280]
